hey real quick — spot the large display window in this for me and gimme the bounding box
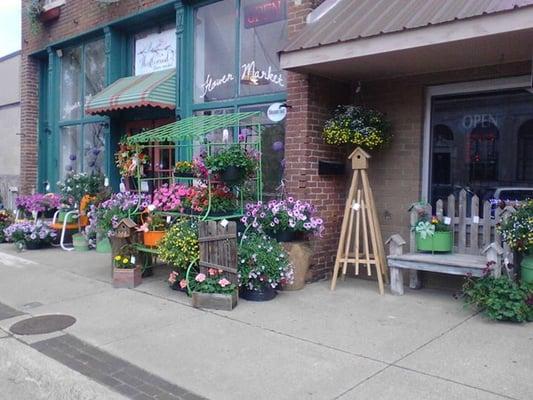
[430,89,533,205]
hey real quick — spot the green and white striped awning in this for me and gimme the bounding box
[85,69,176,114]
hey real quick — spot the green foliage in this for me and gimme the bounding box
[158,219,199,270]
[498,199,533,253]
[189,269,237,294]
[323,105,392,150]
[238,232,293,290]
[462,273,533,322]
[58,172,105,206]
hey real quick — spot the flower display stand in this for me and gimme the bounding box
[191,290,238,311]
[282,241,312,291]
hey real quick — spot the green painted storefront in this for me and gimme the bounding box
[33,0,288,194]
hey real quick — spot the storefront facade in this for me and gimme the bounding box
[22,0,288,198]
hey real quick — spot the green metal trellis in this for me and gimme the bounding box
[126,112,264,222]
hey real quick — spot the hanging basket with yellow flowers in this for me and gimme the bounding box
[322,105,392,151]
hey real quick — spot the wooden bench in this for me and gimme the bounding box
[386,190,514,295]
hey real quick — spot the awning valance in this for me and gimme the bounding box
[85,69,176,114]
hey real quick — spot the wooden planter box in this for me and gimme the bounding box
[113,266,142,288]
[191,291,238,311]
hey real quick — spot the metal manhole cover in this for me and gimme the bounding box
[10,315,76,335]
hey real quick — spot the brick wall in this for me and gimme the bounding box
[20,0,169,194]
[284,0,530,282]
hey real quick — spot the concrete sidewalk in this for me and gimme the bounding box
[0,244,531,400]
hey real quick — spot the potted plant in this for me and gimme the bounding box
[15,193,62,219]
[322,105,392,151]
[159,219,199,288]
[238,232,294,301]
[138,212,167,247]
[499,199,533,284]
[112,249,142,288]
[461,263,533,322]
[3,221,57,250]
[241,198,324,242]
[0,210,13,243]
[152,183,191,212]
[189,269,238,310]
[57,172,105,223]
[412,209,452,253]
[204,144,257,186]
[173,161,195,178]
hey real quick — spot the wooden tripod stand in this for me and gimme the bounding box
[330,148,388,295]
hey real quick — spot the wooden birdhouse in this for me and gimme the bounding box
[349,147,370,170]
[115,218,138,239]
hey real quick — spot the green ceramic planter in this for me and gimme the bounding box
[416,231,453,253]
[520,254,533,284]
[72,233,89,252]
[96,237,112,253]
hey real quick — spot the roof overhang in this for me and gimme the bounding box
[281,7,533,81]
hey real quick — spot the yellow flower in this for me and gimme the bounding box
[122,258,129,264]
[114,255,121,261]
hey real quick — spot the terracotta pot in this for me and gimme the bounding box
[113,266,142,288]
[143,230,165,247]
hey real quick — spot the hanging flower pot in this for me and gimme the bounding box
[38,7,61,22]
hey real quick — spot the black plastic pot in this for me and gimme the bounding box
[173,172,194,178]
[42,209,57,219]
[240,285,277,301]
[25,241,42,250]
[221,166,244,185]
[274,230,303,243]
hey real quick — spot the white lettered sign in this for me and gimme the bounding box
[267,102,287,122]
[135,28,176,75]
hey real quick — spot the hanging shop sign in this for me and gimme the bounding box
[267,102,287,122]
[244,0,285,29]
[135,28,176,75]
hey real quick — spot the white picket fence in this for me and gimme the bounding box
[409,190,515,256]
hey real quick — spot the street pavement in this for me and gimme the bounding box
[0,244,531,400]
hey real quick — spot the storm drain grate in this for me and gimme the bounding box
[9,314,76,335]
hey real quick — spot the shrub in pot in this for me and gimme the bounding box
[499,199,533,284]
[238,232,294,301]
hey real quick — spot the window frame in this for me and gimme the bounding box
[422,75,531,201]
[58,38,109,180]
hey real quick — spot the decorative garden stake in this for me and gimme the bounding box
[330,147,388,295]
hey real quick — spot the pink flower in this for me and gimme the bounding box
[179,279,187,289]
[218,278,231,287]
[195,273,206,283]
[208,268,218,276]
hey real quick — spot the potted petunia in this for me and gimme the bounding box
[241,198,324,242]
[412,207,452,253]
[238,232,294,301]
[112,248,142,288]
[499,199,533,284]
[189,268,238,310]
[204,144,257,186]
[3,221,57,250]
[173,161,195,178]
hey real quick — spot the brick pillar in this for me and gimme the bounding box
[285,1,350,280]
[20,5,40,195]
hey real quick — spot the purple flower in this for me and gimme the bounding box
[69,154,77,161]
[272,141,284,152]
